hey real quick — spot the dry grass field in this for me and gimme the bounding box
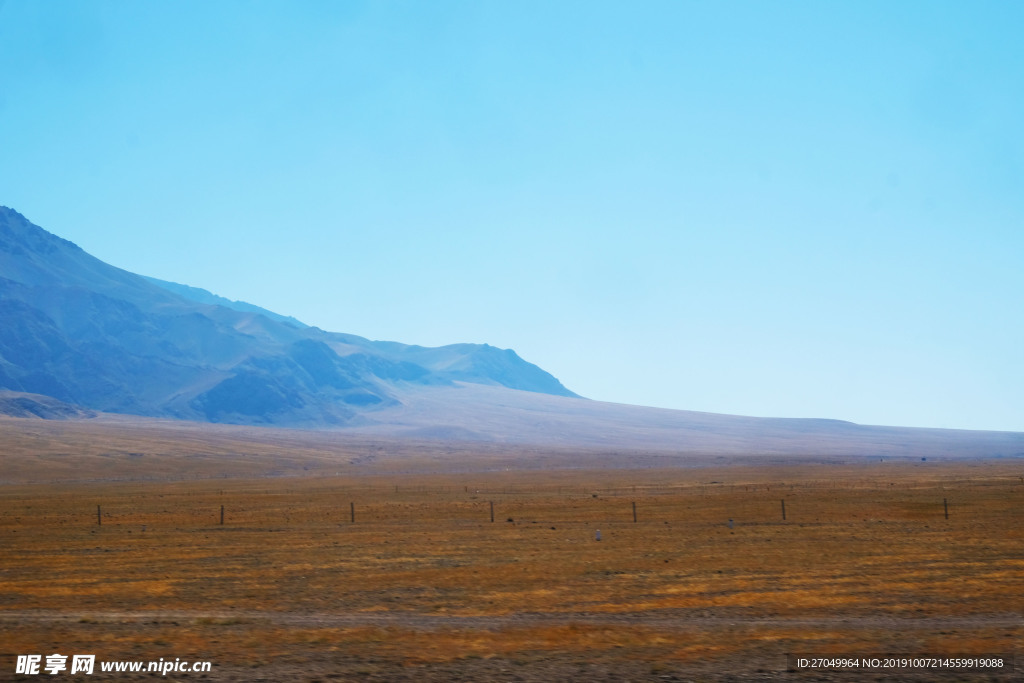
[1,419,1022,681]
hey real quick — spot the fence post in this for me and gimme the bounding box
[351,502,355,523]
[944,498,948,520]
[220,505,224,525]
[781,499,786,521]
[97,505,101,526]
[632,501,637,523]
[490,501,494,523]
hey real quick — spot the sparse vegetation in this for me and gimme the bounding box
[1,431,1021,680]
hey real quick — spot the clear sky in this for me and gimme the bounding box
[1,1,1022,431]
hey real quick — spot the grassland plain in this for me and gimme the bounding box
[0,418,1022,681]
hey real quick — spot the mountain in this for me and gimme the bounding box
[2,205,1022,461]
[142,275,309,329]
[0,206,577,426]
[0,390,96,420]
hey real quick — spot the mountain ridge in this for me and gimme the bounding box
[0,207,578,426]
[3,205,1023,461]
[143,275,309,329]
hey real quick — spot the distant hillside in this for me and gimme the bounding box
[0,206,578,427]
[4,205,1023,461]
[346,382,1024,458]
[143,276,308,329]
[0,390,96,420]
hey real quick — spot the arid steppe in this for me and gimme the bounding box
[1,417,1021,681]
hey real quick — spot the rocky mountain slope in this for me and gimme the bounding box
[0,206,576,426]
[2,205,1022,461]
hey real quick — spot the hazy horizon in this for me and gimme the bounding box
[2,1,1022,431]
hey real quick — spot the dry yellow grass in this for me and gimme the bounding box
[2,454,1022,680]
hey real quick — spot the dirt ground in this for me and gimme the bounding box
[1,453,1022,681]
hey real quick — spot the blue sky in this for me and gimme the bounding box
[1,1,1022,431]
